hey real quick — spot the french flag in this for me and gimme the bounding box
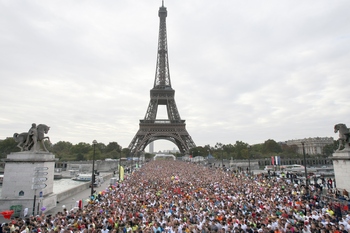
[275,156,280,165]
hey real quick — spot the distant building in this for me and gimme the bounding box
[163,148,180,154]
[149,141,154,153]
[286,137,334,155]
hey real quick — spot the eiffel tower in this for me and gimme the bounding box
[128,1,196,155]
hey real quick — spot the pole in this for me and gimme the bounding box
[221,150,223,167]
[32,193,36,216]
[302,142,307,178]
[248,155,251,174]
[302,142,308,186]
[207,150,209,166]
[119,148,122,181]
[248,145,251,174]
[198,151,200,165]
[37,202,40,215]
[91,140,97,197]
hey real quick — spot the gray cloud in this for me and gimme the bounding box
[1,0,350,152]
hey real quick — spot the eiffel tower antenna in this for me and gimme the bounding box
[128,2,196,155]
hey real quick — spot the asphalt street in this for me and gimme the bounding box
[45,178,113,215]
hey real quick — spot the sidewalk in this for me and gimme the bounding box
[45,178,113,215]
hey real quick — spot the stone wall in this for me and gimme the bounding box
[66,160,119,173]
[56,173,114,202]
[332,149,350,192]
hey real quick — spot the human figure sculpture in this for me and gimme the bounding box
[23,123,38,151]
[334,123,350,151]
[13,123,51,152]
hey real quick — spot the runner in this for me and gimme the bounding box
[4,160,350,233]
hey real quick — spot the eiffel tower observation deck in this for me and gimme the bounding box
[128,1,196,156]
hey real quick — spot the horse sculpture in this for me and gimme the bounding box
[334,123,350,151]
[13,124,51,152]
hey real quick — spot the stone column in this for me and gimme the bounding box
[332,149,350,191]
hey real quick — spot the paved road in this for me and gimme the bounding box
[45,178,113,215]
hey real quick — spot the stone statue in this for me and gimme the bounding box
[13,123,51,152]
[334,123,350,151]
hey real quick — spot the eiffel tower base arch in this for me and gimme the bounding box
[128,120,195,156]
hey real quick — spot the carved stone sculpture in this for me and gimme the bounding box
[13,123,51,152]
[334,123,350,151]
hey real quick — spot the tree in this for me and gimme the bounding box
[105,142,122,153]
[122,148,131,158]
[71,142,92,159]
[223,144,234,159]
[233,141,249,159]
[323,143,336,157]
[0,138,19,158]
[51,141,73,159]
[262,139,282,154]
[144,152,153,159]
[214,142,224,160]
[281,144,298,154]
[76,153,85,161]
[189,146,206,157]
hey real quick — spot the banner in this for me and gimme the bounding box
[271,156,275,165]
[120,166,124,181]
[275,156,280,165]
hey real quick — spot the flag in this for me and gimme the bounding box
[271,156,275,165]
[275,156,280,165]
[120,166,124,181]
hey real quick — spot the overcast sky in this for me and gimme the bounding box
[1,0,350,153]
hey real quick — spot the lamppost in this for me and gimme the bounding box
[301,142,308,187]
[91,140,97,197]
[301,142,307,180]
[119,146,122,181]
[198,150,200,165]
[215,143,224,168]
[248,145,251,174]
[207,149,210,166]
[221,149,224,167]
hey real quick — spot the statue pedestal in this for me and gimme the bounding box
[0,152,57,216]
[332,149,350,192]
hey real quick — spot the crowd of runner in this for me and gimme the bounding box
[2,160,350,233]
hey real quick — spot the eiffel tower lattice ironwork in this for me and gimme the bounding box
[128,1,196,155]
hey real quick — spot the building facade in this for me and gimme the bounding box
[286,137,334,155]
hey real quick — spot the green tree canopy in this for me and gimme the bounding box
[51,141,73,159]
[105,142,122,153]
[0,138,19,158]
[233,141,249,158]
[262,139,282,154]
[323,143,336,157]
[71,142,92,156]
